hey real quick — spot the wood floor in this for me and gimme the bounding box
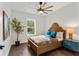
[8,43,79,56]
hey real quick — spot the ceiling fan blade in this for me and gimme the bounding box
[44,10,52,11]
[44,5,53,9]
[43,11,48,14]
[42,2,47,7]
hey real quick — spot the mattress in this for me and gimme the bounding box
[30,35,57,46]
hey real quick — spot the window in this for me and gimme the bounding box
[27,19,36,35]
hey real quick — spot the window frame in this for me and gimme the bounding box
[26,19,36,36]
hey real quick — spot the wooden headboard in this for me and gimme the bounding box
[48,22,66,39]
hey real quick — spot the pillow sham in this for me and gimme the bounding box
[50,32,57,38]
[56,32,63,41]
[46,31,57,38]
[47,32,51,35]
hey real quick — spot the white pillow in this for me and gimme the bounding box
[56,32,63,41]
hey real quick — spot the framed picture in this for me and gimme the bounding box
[3,10,10,40]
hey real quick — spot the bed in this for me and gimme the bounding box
[28,23,66,55]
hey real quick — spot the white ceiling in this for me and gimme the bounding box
[7,2,71,15]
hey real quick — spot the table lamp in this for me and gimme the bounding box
[67,27,75,41]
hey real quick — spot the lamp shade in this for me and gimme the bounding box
[67,27,75,33]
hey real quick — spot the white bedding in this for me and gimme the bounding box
[30,35,51,46]
[31,35,47,44]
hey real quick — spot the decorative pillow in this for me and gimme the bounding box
[51,38,57,43]
[47,32,51,35]
[50,32,57,38]
[46,31,57,38]
[56,32,63,41]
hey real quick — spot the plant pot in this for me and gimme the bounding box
[15,41,20,46]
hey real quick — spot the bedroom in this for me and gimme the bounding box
[0,2,79,56]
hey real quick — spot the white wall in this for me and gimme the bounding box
[45,3,79,32]
[11,10,46,44]
[0,3,12,56]
[0,3,3,43]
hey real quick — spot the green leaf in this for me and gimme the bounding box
[11,18,24,34]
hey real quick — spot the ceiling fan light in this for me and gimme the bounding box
[39,11,43,14]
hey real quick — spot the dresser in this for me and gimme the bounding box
[63,39,79,52]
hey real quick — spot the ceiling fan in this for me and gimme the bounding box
[37,2,53,14]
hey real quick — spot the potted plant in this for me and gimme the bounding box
[11,18,24,46]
